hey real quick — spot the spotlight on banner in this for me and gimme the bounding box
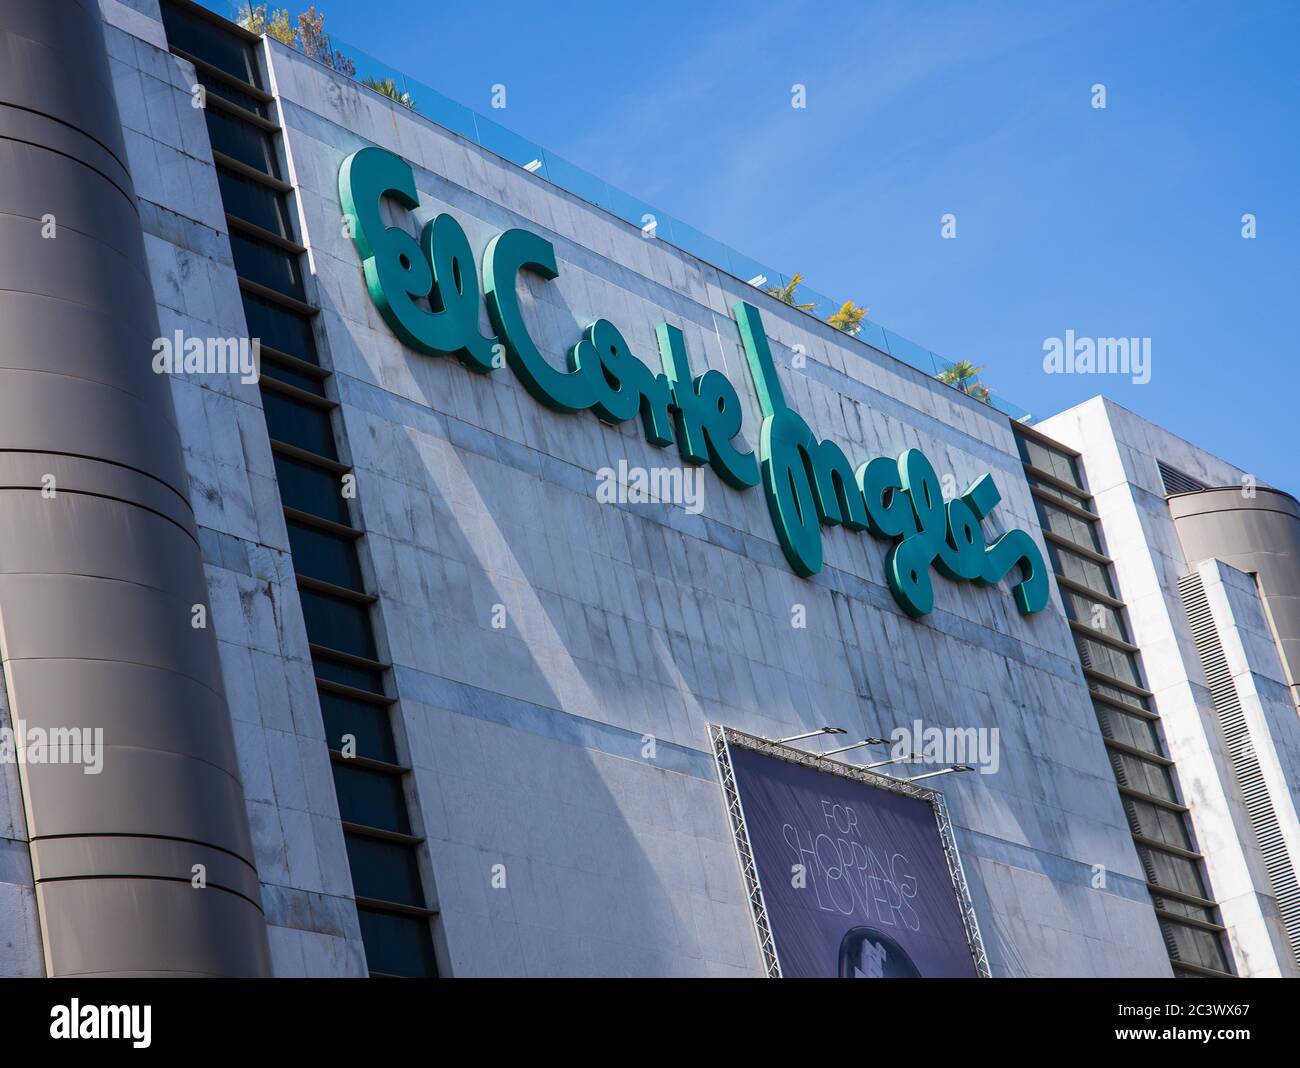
[773,726,847,746]
[824,737,887,755]
[861,752,922,770]
[905,764,975,782]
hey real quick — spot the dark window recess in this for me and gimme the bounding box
[287,519,365,591]
[1047,543,1115,599]
[1096,704,1162,755]
[1017,435,1084,489]
[275,453,351,525]
[319,691,396,763]
[357,907,437,977]
[1125,796,1193,852]
[217,165,290,236]
[299,587,377,660]
[261,388,337,459]
[344,834,425,907]
[1061,587,1129,642]
[1153,895,1216,924]
[333,764,410,834]
[261,356,326,397]
[242,292,318,363]
[1160,920,1230,973]
[160,3,262,86]
[1089,678,1151,712]
[1035,499,1103,553]
[230,231,305,301]
[1110,749,1176,802]
[1075,634,1143,688]
[314,653,385,696]
[205,107,280,176]
[201,75,269,118]
[1138,845,1209,900]
[1027,475,1092,511]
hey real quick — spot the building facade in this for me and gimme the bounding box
[1032,399,1300,977]
[0,0,1293,978]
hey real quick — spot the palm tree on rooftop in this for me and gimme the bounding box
[937,359,992,404]
[828,300,867,336]
[767,273,816,311]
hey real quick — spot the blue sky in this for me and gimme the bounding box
[315,0,1299,488]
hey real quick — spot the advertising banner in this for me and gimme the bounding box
[725,739,981,978]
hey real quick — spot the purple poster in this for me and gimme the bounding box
[728,744,979,978]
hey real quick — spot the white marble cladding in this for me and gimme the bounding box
[1037,396,1300,975]
[1038,395,1251,504]
[258,43,1174,978]
[97,0,365,977]
[1196,560,1300,975]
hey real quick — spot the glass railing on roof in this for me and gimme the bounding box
[198,1,1031,422]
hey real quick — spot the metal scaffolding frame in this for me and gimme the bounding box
[711,723,783,976]
[710,723,991,978]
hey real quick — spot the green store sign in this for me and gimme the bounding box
[339,147,1049,619]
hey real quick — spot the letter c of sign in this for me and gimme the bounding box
[483,229,596,413]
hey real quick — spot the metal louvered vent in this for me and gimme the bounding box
[1074,634,1095,670]
[1159,461,1208,496]
[1179,573,1300,968]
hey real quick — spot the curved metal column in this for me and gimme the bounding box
[1170,486,1300,708]
[0,0,270,975]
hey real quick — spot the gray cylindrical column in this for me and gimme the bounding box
[1170,486,1300,709]
[0,0,270,975]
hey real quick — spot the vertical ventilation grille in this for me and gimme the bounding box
[1179,573,1300,968]
[1158,461,1207,496]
